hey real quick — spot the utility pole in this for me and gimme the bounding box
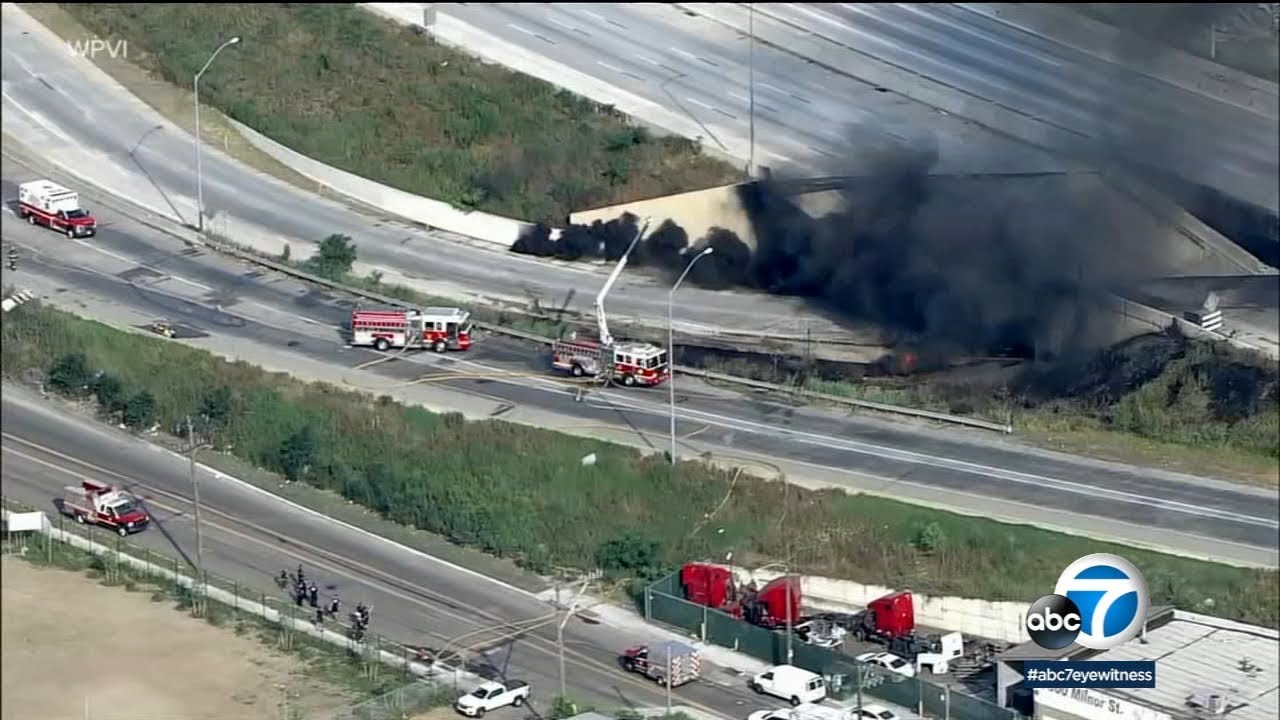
[665,642,673,713]
[186,416,206,603]
[748,2,756,177]
[557,577,591,698]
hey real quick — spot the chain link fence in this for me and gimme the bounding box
[1,497,471,720]
[645,571,1017,720]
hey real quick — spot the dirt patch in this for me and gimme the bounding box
[0,556,351,720]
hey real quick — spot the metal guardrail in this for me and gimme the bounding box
[189,245,1016,433]
[3,139,1008,432]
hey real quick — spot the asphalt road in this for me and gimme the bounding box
[0,3,846,342]
[0,391,773,717]
[429,2,1070,176]
[437,3,1279,216]
[3,164,1277,568]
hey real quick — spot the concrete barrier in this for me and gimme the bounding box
[737,566,1032,645]
[227,118,532,248]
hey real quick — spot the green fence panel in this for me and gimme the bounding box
[648,591,705,636]
[941,686,1020,720]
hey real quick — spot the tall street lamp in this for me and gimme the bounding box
[668,247,714,465]
[193,36,241,233]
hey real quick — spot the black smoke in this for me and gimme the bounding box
[510,3,1270,357]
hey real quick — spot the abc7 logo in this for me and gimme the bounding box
[1025,553,1149,651]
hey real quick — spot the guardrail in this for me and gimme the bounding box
[183,238,1016,433]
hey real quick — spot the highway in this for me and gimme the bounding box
[3,150,1277,569]
[0,388,771,717]
[0,3,849,343]
[435,3,1279,216]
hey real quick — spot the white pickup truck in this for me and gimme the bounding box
[454,680,530,717]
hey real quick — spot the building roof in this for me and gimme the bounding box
[1097,611,1278,720]
[1006,609,1279,720]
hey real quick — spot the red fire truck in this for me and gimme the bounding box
[550,219,670,387]
[17,179,98,238]
[350,306,473,353]
[60,480,149,537]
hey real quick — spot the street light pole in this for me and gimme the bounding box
[193,36,241,233]
[748,2,755,177]
[668,247,715,466]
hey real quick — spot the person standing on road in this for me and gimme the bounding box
[308,583,319,608]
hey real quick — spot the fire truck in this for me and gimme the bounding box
[59,480,149,537]
[350,306,473,353]
[17,180,98,238]
[550,219,670,387]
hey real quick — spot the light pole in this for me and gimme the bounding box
[193,36,240,233]
[668,247,714,466]
[748,2,755,177]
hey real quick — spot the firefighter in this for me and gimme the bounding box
[296,564,306,586]
[277,570,289,590]
[313,606,325,630]
[6,247,17,272]
[308,583,319,608]
[326,595,341,619]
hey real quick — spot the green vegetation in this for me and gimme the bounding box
[4,302,1277,629]
[60,3,742,223]
[0,519,457,714]
[705,332,1280,484]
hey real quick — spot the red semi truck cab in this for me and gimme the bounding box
[18,180,98,238]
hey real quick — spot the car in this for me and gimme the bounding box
[854,705,900,720]
[454,680,530,717]
[855,651,915,679]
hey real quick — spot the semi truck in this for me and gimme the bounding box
[17,180,97,238]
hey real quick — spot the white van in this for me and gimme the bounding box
[749,664,827,706]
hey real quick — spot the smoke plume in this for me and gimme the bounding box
[510,3,1267,357]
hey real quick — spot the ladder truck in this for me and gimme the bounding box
[550,219,671,387]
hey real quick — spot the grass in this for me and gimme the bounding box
[3,301,1277,630]
[0,521,458,714]
[51,3,743,224]
[700,333,1280,487]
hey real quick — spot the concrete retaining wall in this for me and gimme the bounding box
[227,118,533,248]
[737,566,1032,645]
[569,183,756,249]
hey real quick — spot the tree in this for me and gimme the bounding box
[199,386,235,430]
[93,373,127,419]
[279,425,318,481]
[595,531,662,579]
[46,352,93,396]
[305,233,357,279]
[123,390,157,431]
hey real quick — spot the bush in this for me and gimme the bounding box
[3,303,1277,628]
[303,234,357,280]
[61,3,742,222]
[46,352,92,396]
[123,390,157,430]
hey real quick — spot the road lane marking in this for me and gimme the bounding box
[11,230,1272,535]
[0,439,746,710]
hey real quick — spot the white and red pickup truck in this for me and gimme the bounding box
[17,179,98,238]
[59,480,149,537]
